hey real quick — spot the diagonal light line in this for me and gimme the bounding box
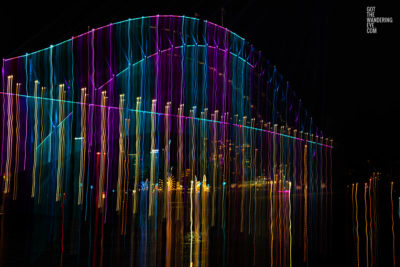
[36,112,73,150]
[0,91,332,148]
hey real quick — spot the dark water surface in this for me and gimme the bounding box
[0,182,398,267]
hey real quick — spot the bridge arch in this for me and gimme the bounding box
[0,15,332,208]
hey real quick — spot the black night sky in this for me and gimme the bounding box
[1,0,398,187]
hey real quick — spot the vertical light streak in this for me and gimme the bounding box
[355,183,359,267]
[4,75,13,194]
[31,81,39,197]
[93,152,100,265]
[223,113,228,198]
[60,193,65,267]
[176,104,184,220]
[149,99,157,217]
[372,176,376,266]
[0,61,5,178]
[165,176,172,267]
[56,84,65,202]
[293,130,297,191]
[133,97,141,214]
[201,175,208,267]
[369,179,373,267]
[190,180,194,267]
[391,182,395,267]
[240,116,247,233]
[78,88,88,205]
[194,178,200,267]
[190,107,196,184]
[249,118,255,235]
[164,178,172,267]
[289,182,292,267]
[98,91,107,208]
[116,94,125,211]
[23,75,28,171]
[273,124,277,185]
[211,111,218,227]
[201,109,208,193]
[120,136,126,231]
[303,143,308,263]
[351,183,355,259]
[48,46,53,164]
[270,181,274,267]
[38,86,45,203]
[100,190,105,267]
[364,183,369,267]
[13,83,21,200]
[222,179,227,267]
[163,102,171,218]
[122,118,130,235]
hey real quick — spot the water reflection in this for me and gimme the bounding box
[0,179,334,266]
[346,173,399,267]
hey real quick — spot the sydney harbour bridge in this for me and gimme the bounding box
[0,15,332,266]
